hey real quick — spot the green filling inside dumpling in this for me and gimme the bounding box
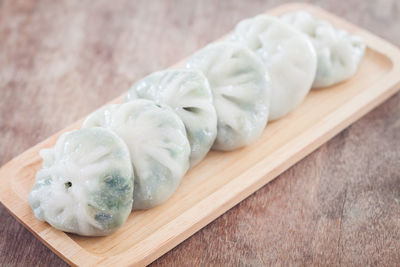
[28,128,134,237]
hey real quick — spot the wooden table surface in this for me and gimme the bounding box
[1,0,399,266]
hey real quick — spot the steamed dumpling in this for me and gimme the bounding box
[186,42,270,151]
[29,127,134,236]
[230,15,317,120]
[126,69,217,167]
[83,100,190,210]
[281,11,365,88]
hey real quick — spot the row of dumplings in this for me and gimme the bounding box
[29,11,365,236]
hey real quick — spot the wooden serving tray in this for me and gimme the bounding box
[1,3,400,266]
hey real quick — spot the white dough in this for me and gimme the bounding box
[185,42,270,151]
[29,127,134,236]
[126,69,217,167]
[83,100,190,210]
[230,15,317,120]
[281,11,365,88]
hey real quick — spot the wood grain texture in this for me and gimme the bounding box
[0,0,399,266]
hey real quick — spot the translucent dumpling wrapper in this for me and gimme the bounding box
[230,15,317,120]
[126,69,217,167]
[83,100,190,210]
[185,42,270,151]
[29,127,134,236]
[281,11,365,88]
